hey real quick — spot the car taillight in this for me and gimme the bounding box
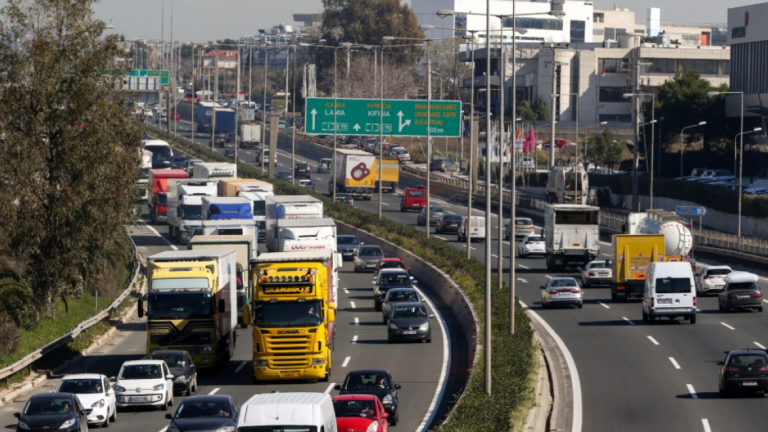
[529,225,534,229]
[726,367,740,372]
[525,241,531,245]
[753,292,763,299]
[760,366,768,372]
[572,289,581,294]
[650,297,654,308]
[443,222,447,225]
[588,272,595,277]
[693,296,696,307]
[730,293,739,300]
[704,275,712,279]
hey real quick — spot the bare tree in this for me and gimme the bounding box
[320,55,418,99]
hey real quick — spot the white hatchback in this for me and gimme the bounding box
[517,235,545,258]
[695,265,732,296]
[57,374,117,427]
[112,360,174,411]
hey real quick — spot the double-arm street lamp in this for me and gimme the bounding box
[623,92,655,210]
[679,121,707,179]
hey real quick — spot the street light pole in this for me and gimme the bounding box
[484,0,492,396]
[379,46,384,218]
[679,121,706,178]
[262,43,269,174]
[708,91,744,237]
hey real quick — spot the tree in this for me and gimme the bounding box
[533,97,549,121]
[320,55,417,99]
[0,0,142,312]
[516,101,537,121]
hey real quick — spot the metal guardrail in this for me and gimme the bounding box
[0,233,141,382]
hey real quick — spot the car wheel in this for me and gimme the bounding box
[648,312,655,324]
[354,267,359,273]
[759,306,764,312]
[192,377,197,393]
[718,302,724,312]
[186,382,192,396]
[400,207,406,212]
[426,338,432,343]
[642,309,648,321]
[577,302,583,309]
[375,301,382,312]
[168,392,173,406]
[542,300,548,309]
[690,314,697,324]
[103,413,110,428]
[391,411,399,426]
[383,316,388,325]
[161,398,168,411]
[109,405,116,423]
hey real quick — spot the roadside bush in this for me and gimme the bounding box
[0,318,19,357]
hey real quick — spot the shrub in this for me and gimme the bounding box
[0,318,19,357]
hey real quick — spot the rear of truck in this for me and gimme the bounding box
[611,234,666,301]
[371,158,400,193]
[544,205,600,271]
[334,150,376,200]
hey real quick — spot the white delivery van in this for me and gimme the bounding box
[458,216,486,242]
[642,262,697,324]
[237,392,336,432]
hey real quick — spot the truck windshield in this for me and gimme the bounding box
[253,301,323,327]
[147,292,213,319]
[555,211,599,224]
[180,205,203,220]
[157,194,167,206]
[253,201,266,216]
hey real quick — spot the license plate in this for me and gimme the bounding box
[658,298,672,304]
[571,243,581,247]
[740,295,752,299]
[403,330,417,335]
[743,381,758,386]
[450,223,457,226]
[128,396,152,402]
[282,371,299,377]
[599,272,608,276]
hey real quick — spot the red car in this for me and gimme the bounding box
[333,394,389,432]
[400,188,426,212]
[169,112,180,121]
[374,258,409,277]
[543,139,571,150]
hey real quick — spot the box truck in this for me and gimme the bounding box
[202,197,254,221]
[148,169,189,223]
[331,149,376,200]
[265,195,324,252]
[167,179,219,244]
[192,162,237,179]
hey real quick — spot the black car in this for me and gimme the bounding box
[294,162,311,179]
[435,214,463,234]
[149,350,198,396]
[275,170,293,182]
[373,269,414,311]
[337,235,361,260]
[718,271,762,312]
[336,370,401,426]
[335,193,354,206]
[164,395,238,432]
[15,393,91,432]
[387,302,432,343]
[719,350,768,397]
[224,149,236,158]
[170,156,188,170]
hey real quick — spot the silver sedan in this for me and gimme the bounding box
[541,277,583,309]
[581,260,612,287]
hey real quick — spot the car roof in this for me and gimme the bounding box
[121,359,166,367]
[727,349,768,356]
[703,265,732,272]
[360,244,382,249]
[386,287,417,292]
[725,271,758,284]
[379,258,404,263]
[61,373,104,380]
[178,395,232,403]
[587,260,607,265]
[549,277,577,282]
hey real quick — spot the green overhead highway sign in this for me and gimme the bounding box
[129,69,170,85]
[304,97,461,137]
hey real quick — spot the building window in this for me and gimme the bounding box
[594,12,604,23]
[600,58,629,74]
[722,60,730,75]
[647,58,677,73]
[503,17,563,31]
[682,59,717,75]
[599,87,628,103]
[599,114,632,123]
[570,20,585,43]
[454,14,467,37]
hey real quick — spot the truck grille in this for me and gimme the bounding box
[151,332,211,345]
[264,334,313,369]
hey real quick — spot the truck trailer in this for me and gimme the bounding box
[265,195,324,252]
[610,234,666,301]
[201,197,254,221]
[544,204,600,271]
[331,149,376,200]
[372,157,400,193]
[167,179,219,244]
[148,169,189,224]
[240,122,261,149]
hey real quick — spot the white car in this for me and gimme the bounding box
[581,260,612,287]
[112,360,174,411]
[695,265,732,296]
[517,235,545,258]
[56,374,117,427]
[540,277,583,309]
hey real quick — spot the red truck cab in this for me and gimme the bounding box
[400,188,426,212]
[148,168,188,224]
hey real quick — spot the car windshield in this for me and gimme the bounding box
[727,354,768,367]
[380,262,406,272]
[589,262,607,269]
[706,269,731,276]
[253,301,323,327]
[24,398,75,415]
[379,273,410,286]
[147,292,213,319]
[360,247,382,256]
[338,237,359,245]
[408,190,425,198]
[174,400,232,418]
[343,373,392,390]
[387,290,418,302]
[550,279,577,287]
[526,237,543,242]
[119,364,163,380]
[516,219,532,225]
[333,399,377,418]
[151,354,186,368]
[444,215,462,222]
[727,282,758,291]
[392,305,428,319]
[655,277,691,294]
[58,379,102,394]
[428,207,443,213]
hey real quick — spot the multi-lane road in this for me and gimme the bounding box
[165,120,768,432]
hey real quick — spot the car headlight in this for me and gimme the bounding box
[203,346,213,353]
[17,421,30,431]
[257,360,268,366]
[174,375,188,382]
[91,399,105,408]
[419,323,429,331]
[114,385,126,392]
[366,421,381,432]
[389,323,398,330]
[60,418,76,429]
[216,427,235,432]
[153,383,165,391]
[382,394,393,404]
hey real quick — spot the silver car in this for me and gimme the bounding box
[505,217,535,240]
[581,260,612,287]
[387,302,432,343]
[517,235,545,258]
[354,245,385,272]
[540,277,583,309]
[417,206,444,226]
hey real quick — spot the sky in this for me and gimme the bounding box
[0,0,756,41]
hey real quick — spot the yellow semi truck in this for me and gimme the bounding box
[371,157,400,193]
[140,250,238,368]
[245,250,337,382]
[610,234,666,302]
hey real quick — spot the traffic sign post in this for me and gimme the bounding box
[304,97,461,138]
[675,206,707,216]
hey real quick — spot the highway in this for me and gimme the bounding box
[166,119,768,432]
[0,205,447,432]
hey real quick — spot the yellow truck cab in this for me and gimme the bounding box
[245,250,337,382]
[140,250,238,368]
[610,234,665,302]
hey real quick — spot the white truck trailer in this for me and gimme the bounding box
[192,162,237,179]
[544,204,601,271]
[167,179,219,244]
[265,195,324,252]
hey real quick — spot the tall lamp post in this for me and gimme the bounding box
[551,91,579,201]
[679,121,706,179]
[707,90,744,236]
[623,92,654,211]
[640,119,657,208]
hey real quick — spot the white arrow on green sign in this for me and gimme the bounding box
[304,97,461,137]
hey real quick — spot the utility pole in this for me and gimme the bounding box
[483,0,492,397]
[262,46,269,173]
[631,60,641,212]
[235,45,241,163]
[549,50,557,170]
[497,35,505,292]
[212,46,219,151]
[191,44,195,145]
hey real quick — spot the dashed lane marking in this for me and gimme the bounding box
[598,302,610,309]
[669,357,681,370]
[721,322,735,330]
[622,317,635,326]
[350,301,356,309]
[324,383,336,394]
[687,384,698,399]
[755,342,766,349]
[352,335,358,344]
[209,388,220,395]
[647,336,659,346]
[342,356,351,367]
[354,317,359,325]
[701,419,711,432]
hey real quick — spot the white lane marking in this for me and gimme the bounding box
[352,335,358,344]
[143,223,179,250]
[647,336,660,346]
[520,301,582,432]
[209,388,220,395]
[315,177,323,181]
[763,299,768,304]
[701,419,711,432]
[755,342,766,349]
[413,273,452,432]
[503,241,510,245]
[721,322,735,330]
[342,356,351,367]
[517,278,529,283]
[622,317,635,326]
[234,361,248,373]
[687,384,699,399]
[350,301,356,309]
[354,317,359,325]
[436,236,447,240]
[545,275,553,279]
[344,288,349,294]
[519,264,529,269]
[669,357,681,370]
[382,202,390,206]
[492,254,498,258]
[445,210,454,214]
[600,253,611,257]
[598,302,610,309]
[323,383,336,394]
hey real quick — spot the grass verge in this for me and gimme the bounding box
[152,127,539,431]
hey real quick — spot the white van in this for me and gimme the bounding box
[237,392,337,432]
[458,216,486,242]
[642,262,697,324]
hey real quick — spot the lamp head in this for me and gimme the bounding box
[419,24,434,30]
[698,121,707,126]
[600,121,607,125]
[436,9,455,18]
[707,91,720,97]
[755,127,763,132]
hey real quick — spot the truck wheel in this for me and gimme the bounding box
[642,309,648,321]
[400,207,406,212]
[690,314,697,324]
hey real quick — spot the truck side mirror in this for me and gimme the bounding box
[138,298,145,318]
[621,224,627,233]
[326,308,335,322]
[218,299,226,313]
